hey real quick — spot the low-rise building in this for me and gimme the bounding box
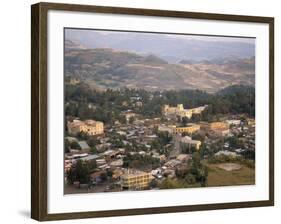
[180,136,201,150]
[78,141,90,152]
[158,124,175,134]
[173,123,200,134]
[121,170,152,190]
[201,121,230,136]
[247,118,256,126]
[158,123,200,135]
[226,120,241,126]
[176,154,192,162]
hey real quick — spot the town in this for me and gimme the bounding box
[64,86,255,194]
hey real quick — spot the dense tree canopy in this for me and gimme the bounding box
[65,82,255,124]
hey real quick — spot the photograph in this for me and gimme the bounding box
[63,28,256,194]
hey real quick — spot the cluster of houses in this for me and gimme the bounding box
[64,103,255,192]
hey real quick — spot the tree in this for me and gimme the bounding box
[70,141,81,150]
[185,173,196,185]
[87,137,100,148]
[90,146,97,154]
[190,152,208,186]
[66,160,90,184]
[129,116,135,124]
[64,139,70,153]
[87,160,97,171]
[149,179,158,188]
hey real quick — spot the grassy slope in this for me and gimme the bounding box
[206,163,255,187]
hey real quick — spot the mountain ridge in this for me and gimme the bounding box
[65,46,255,93]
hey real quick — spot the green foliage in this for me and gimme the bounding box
[190,152,209,186]
[70,141,81,150]
[226,136,244,148]
[173,151,208,187]
[185,173,196,185]
[87,137,100,148]
[150,131,172,154]
[208,153,255,169]
[67,160,90,184]
[149,179,158,188]
[65,82,255,125]
[159,178,197,189]
[87,160,97,172]
[123,154,160,170]
[64,139,70,153]
[90,146,97,154]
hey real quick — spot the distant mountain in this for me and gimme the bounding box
[65,39,86,51]
[65,48,255,93]
[65,31,255,63]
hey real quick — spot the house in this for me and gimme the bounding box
[65,136,78,143]
[78,141,90,152]
[112,168,124,180]
[110,159,123,167]
[164,159,181,168]
[214,150,239,158]
[80,154,100,162]
[180,136,201,150]
[247,118,256,126]
[176,154,192,162]
[90,171,103,184]
[158,124,175,134]
[226,120,241,126]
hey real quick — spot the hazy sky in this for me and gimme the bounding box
[65,28,255,62]
[65,29,255,44]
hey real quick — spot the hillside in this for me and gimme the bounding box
[65,47,255,93]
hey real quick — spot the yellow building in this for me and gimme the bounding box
[121,170,152,190]
[68,119,104,136]
[209,122,229,130]
[163,104,207,119]
[247,118,255,126]
[163,104,192,119]
[173,123,200,134]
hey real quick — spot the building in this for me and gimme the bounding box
[209,122,229,130]
[180,136,201,150]
[226,120,241,126]
[163,104,192,119]
[67,119,104,136]
[158,123,200,135]
[190,106,207,114]
[121,170,152,190]
[247,118,256,126]
[176,154,192,162]
[78,141,90,152]
[173,123,200,134]
[214,150,239,158]
[162,104,207,119]
[158,124,175,134]
[201,121,230,136]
